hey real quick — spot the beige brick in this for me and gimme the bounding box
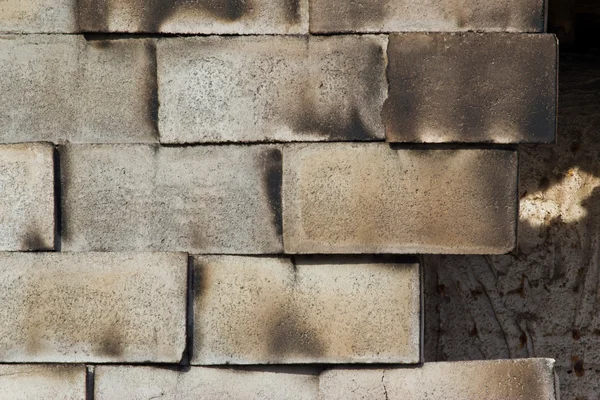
[0,143,54,250]
[319,359,558,399]
[0,0,77,33]
[61,144,282,253]
[283,144,517,254]
[0,252,186,362]
[0,364,85,400]
[310,0,546,33]
[383,33,557,144]
[157,36,387,143]
[192,255,420,364]
[95,366,319,399]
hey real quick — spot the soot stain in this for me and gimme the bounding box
[21,232,48,251]
[99,328,124,357]
[283,0,301,23]
[268,311,325,359]
[263,148,283,237]
[145,40,160,137]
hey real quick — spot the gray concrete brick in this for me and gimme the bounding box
[192,255,420,364]
[283,144,518,254]
[0,252,186,363]
[61,144,282,253]
[0,143,54,251]
[319,359,558,399]
[0,35,157,144]
[157,35,387,143]
[0,364,86,400]
[0,0,77,33]
[95,366,319,399]
[383,33,557,144]
[310,0,546,33]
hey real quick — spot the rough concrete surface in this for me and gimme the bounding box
[157,35,387,143]
[384,33,557,144]
[95,366,319,399]
[319,358,558,399]
[310,0,546,33]
[283,143,518,254]
[0,142,54,251]
[192,255,420,364]
[0,252,187,362]
[0,364,85,400]
[0,0,77,33]
[61,144,282,253]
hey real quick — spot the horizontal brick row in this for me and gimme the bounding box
[0,34,557,144]
[0,365,86,400]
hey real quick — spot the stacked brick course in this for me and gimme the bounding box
[0,0,558,398]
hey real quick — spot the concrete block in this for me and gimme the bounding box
[192,255,420,364]
[0,143,54,251]
[310,0,546,33]
[0,0,77,33]
[77,0,308,34]
[0,364,85,400]
[283,143,518,254]
[95,366,319,399]
[319,359,559,399]
[157,35,387,143]
[0,252,187,362]
[61,144,282,253]
[383,33,557,143]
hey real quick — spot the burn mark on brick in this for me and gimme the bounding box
[145,40,160,138]
[21,232,48,251]
[98,328,124,357]
[283,0,301,23]
[262,148,283,237]
[572,356,585,377]
[268,311,325,359]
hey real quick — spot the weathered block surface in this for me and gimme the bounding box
[319,359,558,399]
[95,366,319,399]
[0,252,186,362]
[0,0,77,33]
[283,144,518,254]
[0,35,157,143]
[61,144,282,253]
[77,0,308,34]
[0,364,86,400]
[384,33,557,144]
[157,36,387,143]
[0,143,54,251]
[310,0,546,33]
[192,255,420,364]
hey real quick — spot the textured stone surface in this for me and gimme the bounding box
[384,33,557,144]
[157,36,386,143]
[192,255,420,364]
[320,359,558,399]
[0,0,77,33]
[310,0,546,33]
[0,143,54,251]
[0,252,186,362]
[61,144,282,253]
[283,144,518,254]
[77,0,308,34]
[0,364,85,400]
[0,35,157,143]
[95,366,319,399]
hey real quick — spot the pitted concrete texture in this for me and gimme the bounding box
[77,0,308,34]
[319,359,558,399]
[0,143,54,251]
[283,143,518,254]
[157,35,387,143]
[310,0,546,33]
[61,144,282,253]
[192,255,420,364]
[95,366,319,399]
[0,35,157,143]
[0,0,77,33]
[0,364,85,400]
[0,252,186,363]
[384,33,557,144]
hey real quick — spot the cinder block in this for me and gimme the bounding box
[0,143,54,251]
[192,255,420,364]
[157,36,387,143]
[0,252,187,363]
[0,364,86,400]
[95,366,319,399]
[310,0,546,33]
[319,359,559,399]
[0,35,157,143]
[61,144,282,253]
[283,144,517,254]
[383,33,557,143]
[0,0,77,33]
[77,0,308,34]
